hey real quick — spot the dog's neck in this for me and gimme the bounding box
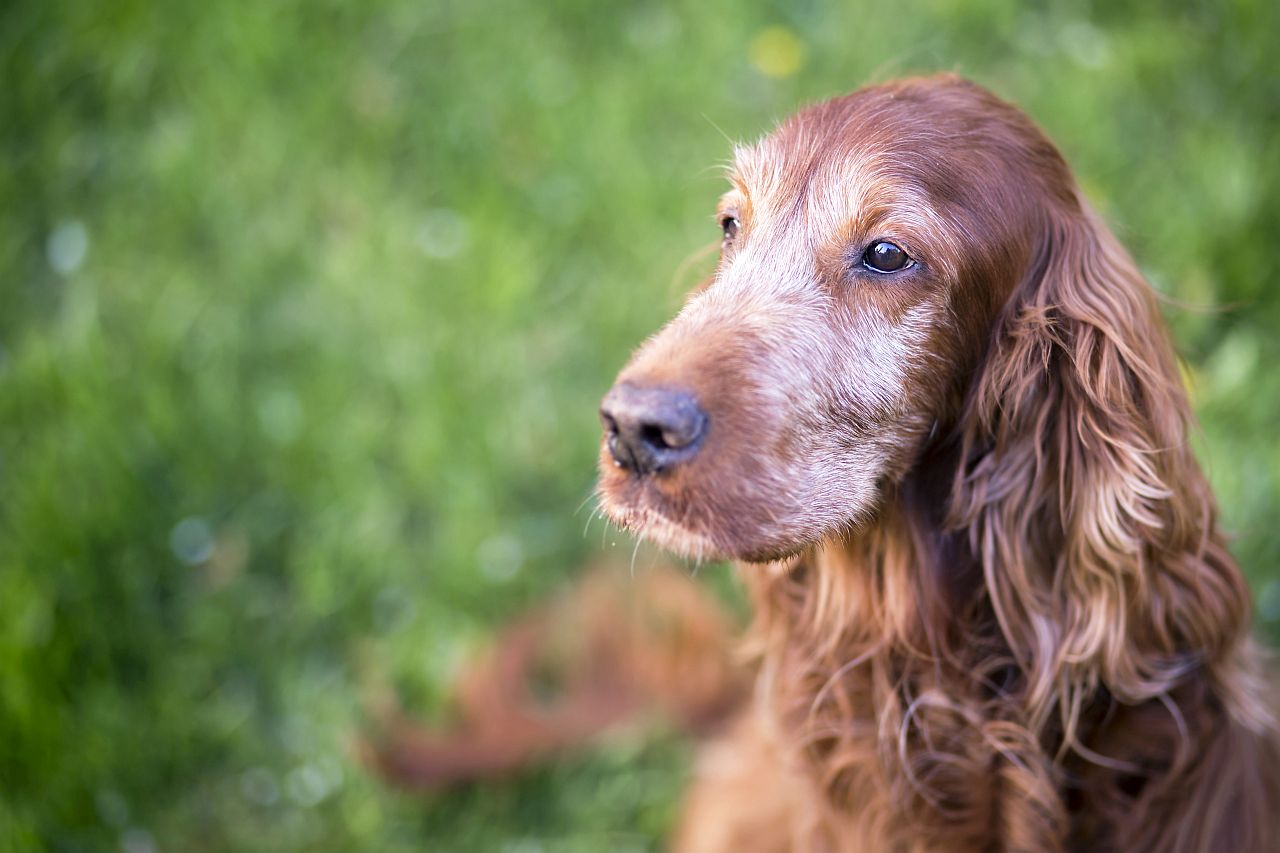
[737,471,1013,846]
[742,441,981,673]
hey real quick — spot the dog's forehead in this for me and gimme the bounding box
[731,112,856,196]
[728,113,929,236]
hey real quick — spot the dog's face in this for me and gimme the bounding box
[598,78,1069,562]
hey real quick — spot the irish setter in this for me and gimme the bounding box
[597,75,1279,852]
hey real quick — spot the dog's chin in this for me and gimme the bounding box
[597,487,819,565]
[599,475,897,567]
[603,503,727,562]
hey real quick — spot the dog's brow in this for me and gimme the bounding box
[724,158,751,197]
[726,176,749,200]
[730,143,771,192]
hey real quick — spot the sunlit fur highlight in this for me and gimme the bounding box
[599,75,1279,851]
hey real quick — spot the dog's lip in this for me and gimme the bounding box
[596,474,722,553]
[627,510,724,562]
[598,472,824,565]
[597,471,671,522]
[596,439,817,562]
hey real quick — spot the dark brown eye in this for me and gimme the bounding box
[862,240,912,274]
[720,215,741,242]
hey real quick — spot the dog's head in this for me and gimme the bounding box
[597,76,1099,562]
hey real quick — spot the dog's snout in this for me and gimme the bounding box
[600,383,707,475]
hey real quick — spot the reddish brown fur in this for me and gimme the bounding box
[363,562,745,788]
[599,75,1280,851]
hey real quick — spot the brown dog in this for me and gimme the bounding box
[598,75,1279,852]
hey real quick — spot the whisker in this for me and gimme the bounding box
[629,534,643,579]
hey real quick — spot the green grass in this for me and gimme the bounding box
[2,0,1279,849]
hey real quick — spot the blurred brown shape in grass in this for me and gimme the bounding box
[361,562,746,789]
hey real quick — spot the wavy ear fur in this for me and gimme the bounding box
[950,198,1263,741]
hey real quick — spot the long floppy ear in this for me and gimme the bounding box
[949,198,1255,739]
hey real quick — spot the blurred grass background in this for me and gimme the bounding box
[2,0,1279,850]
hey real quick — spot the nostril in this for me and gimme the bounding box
[650,410,705,451]
[600,383,708,474]
[641,423,673,451]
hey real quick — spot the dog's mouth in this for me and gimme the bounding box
[606,501,725,563]
[596,445,832,565]
[595,467,727,562]
[596,419,900,565]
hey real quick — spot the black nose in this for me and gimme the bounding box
[600,383,707,475]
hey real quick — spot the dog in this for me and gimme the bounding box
[597,74,1279,852]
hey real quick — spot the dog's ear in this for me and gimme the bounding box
[949,198,1257,739]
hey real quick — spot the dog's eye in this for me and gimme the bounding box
[720,215,741,242]
[862,241,912,274]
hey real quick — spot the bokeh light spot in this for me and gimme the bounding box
[170,517,215,565]
[624,6,680,50]
[1060,21,1111,68]
[417,208,470,259]
[477,533,524,582]
[285,763,331,808]
[47,220,89,275]
[748,27,806,79]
